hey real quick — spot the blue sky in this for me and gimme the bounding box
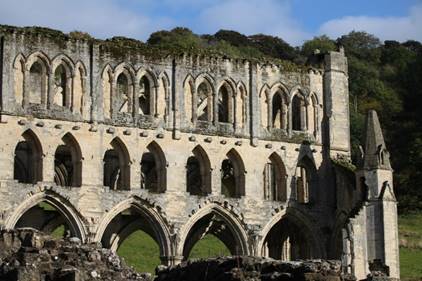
[0,0,421,46]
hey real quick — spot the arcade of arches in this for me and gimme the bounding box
[8,129,321,272]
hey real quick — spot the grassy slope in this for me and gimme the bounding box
[399,213,422,280]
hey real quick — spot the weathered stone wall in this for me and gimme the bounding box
[0,25,399,280]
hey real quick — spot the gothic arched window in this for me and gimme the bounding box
[292,93,307,131]
[139,76,151,115]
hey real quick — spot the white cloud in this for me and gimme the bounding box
[0,0,309,45]
[0,0,174,41]
[197,0,310,45]
[319,3,422,42]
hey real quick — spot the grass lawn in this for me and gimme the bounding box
[399,212,422,280]
[117,230,161,273]
[117,232,230,274]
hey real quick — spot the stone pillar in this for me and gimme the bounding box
[192,87,197,126]
[151,85,157,117]
[47,71,54,109]
[323,49,350,156]
[23,69,30,108]
[133,82,140,121]
[212,92,218,125]
[249,62,259,146]
[43,153,55,184]
[266,91,271,130]
[172,59,181,139]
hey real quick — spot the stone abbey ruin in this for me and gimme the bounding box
[0,25,399,280]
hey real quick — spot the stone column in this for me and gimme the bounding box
[47,71,54,109]
[249,62,259,145]
[266,91,272,130]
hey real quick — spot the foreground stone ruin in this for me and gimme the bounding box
[0,229,396,281]
[156,257,351,281]
[0,229,149,281]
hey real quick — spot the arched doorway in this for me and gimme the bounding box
[180,206,248,261]
[98,201,171,273]
[260,210,323,261]
[16,202,69,238]
[7,193,86,241]
[261,217,312,260]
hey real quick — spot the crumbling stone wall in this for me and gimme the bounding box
[0,25,399,280]
[0,229,150,281]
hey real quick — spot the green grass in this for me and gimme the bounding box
[399,212,422,280]
[189,234,230,259]
[116,232,230,274]
[400,248,422,280]
[51,225,65,239]
[117,230,161,274]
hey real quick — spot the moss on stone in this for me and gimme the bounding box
[332,158,356,173]
[0,24,310,70]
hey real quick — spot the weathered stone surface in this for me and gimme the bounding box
[0,24,400,281]
[155,256,353,281]
[0,229,150,281]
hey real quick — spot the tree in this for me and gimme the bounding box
[301,35,336,56]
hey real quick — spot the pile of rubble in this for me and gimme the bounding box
[155,256,356,281]
[0,229,396,281]
[0,228,151,281]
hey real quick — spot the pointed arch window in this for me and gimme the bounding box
[29,61,47,105]
[14,130,43,184]
[271,91,288,130]
[53,64,70,107]
[186,146,211,196]
[292,93,307,131]
[221,150,245,198]
[139,76,151,115]
[295,157,317,204]
[263,153,287,201]
[141,142,166,193]
[218,84,231,123]
[197,82,212,122]
[116,73,132,113]
[103,139,130,190]
[54,134,82,187]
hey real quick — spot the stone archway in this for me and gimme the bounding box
[258,208,325,260]
[5,191,87,242]
[178,204,249,261]
[95,198,172,266]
